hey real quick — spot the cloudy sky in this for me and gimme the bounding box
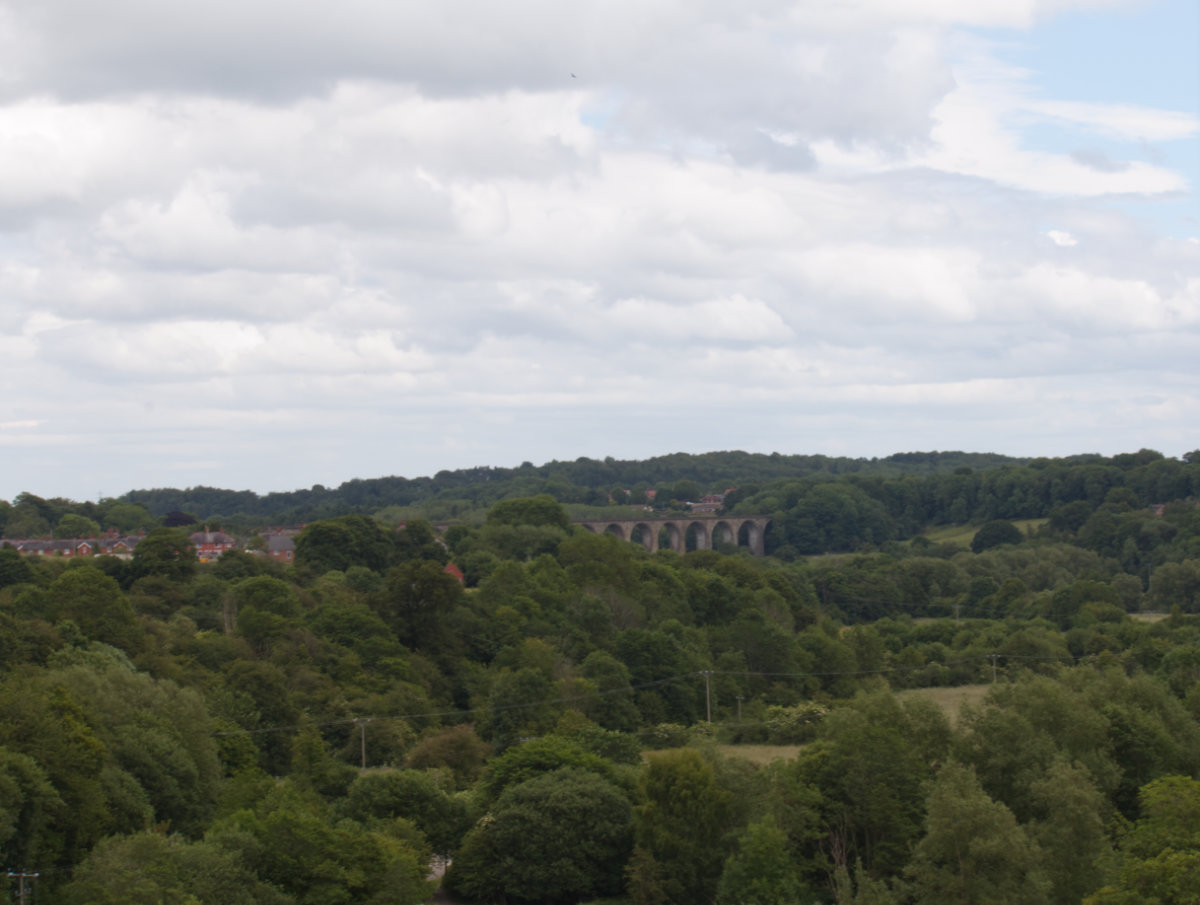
[1,0,1197,502]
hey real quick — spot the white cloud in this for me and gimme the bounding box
[0,0,1196,499]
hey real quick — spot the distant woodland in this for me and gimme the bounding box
[3,448,1200,904]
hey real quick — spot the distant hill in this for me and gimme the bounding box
[117,450,1029,523]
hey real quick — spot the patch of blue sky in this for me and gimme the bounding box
[977,0,1198,237]
[993,0,1198,112]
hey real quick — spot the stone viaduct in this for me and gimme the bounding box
[574,515,771,556]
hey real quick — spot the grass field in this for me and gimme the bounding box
[898,684,992,723]
[923,519,1047,549]
[715,686,992,759]
[1130,612,1169,623]
[714,744,805,765]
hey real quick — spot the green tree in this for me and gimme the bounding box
[45,646,222,836]
[0,680,109,867]
[54,513,101,539]
[377,560,464,651]
[405,725,491,789]
[44,566,142,651]
[1028,760,1109,905]
[100,502,156,533]
[340,769,469,855]
[294,515,397,574]
[579,649,641,732]
[627,749,732,905]
[447,767,632,905]
[716,815,807,905]
[61,832,293,905]
[972,519,1024,553]
[210,782,431,905]
[481,668,557,751]
[486,495,571,530]
[907,762,1049,905]
[131,528,197,583]
[0,747,63,874]
[0,548,34,588]
[1086,775,1200,905]
[479,735,616,805]
[3,495,51,539]
[788,692,939,877]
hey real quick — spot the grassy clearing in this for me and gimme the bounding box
[714,744,805,765]
[1130,612,1169,623]
[898,684,992,724]
[923,519,1048,549]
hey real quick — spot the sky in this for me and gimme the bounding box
[0,0,1197,503]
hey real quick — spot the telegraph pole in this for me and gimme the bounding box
[353,718,371,769]
[8,870,38,905]
[701,671,712,722]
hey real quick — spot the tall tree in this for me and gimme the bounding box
[447,768,632,905]
[907,762,1049,905]
[627,749,732,905]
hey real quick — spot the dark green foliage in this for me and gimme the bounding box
[1087,775,1200,904]
[405,725,491,788]
[340,769,470,854]
[447,768,633,905]
[971,519,1024,553]
[787,691,946,878]
[294,514,397,574]
[208,782,432,905]
[131,528,198,582]
[716,815,808,905]
[0,547,34,588]
[479,735,617,804]
[907,762,1049,905]
[45,566,143,651]
[61,832,293,905]
[5,448,1200,902]
[1028,760,1110,905]
[0,747,62,871]
[377,559,464,651]
[54,513,101,539]
[486,494,571,530]
[627,749,732,905]
[579,649,642,732]
[481,668,557,750]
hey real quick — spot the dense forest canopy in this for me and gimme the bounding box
[2,446,1200,903]
[114,449,1037,524]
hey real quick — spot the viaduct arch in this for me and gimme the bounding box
[574,516,770,556]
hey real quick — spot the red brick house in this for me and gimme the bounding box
[189,529,236,562]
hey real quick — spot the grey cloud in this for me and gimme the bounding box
[3,0,956,156]
[1070,148,1130,173]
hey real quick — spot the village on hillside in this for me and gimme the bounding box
[0,528,297,563]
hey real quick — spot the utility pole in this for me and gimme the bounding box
[735,695,743,722]
[991,654,999,684]
[353,718,371,769]
[8,871,38,905]
[702,671,712,723]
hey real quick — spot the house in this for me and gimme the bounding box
[189,529,237,562]
[98,536,141,559]
[13,539,94,557]
[687,493,726,514]
[263,532,296,563]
